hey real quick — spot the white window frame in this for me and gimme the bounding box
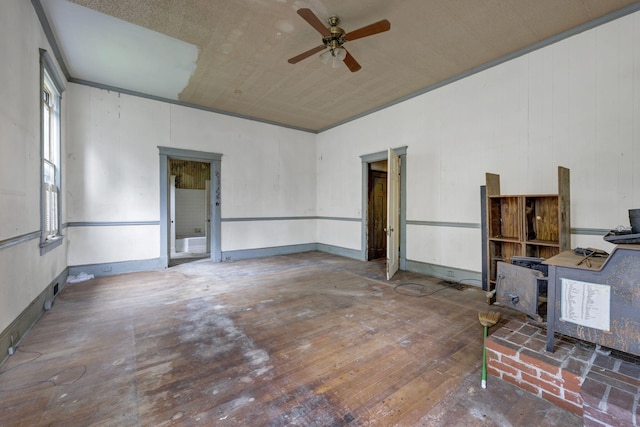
[40,49,65,254]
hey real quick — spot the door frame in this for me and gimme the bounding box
[360,146,407,269]
[158,147,222,267]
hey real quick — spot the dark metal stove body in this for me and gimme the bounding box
[544,245,640,357]
[496,257,548,322]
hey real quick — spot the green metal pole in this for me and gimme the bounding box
[481,324,488,389]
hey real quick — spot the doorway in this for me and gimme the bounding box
[158,147,222,268]
[360,147,407,277]
[367,161,387,260]
[169,159,211,266]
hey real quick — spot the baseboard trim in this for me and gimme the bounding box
[405,259,482,287]
[68,258,164,277]
[0,268,68,367]
[221,243,317,261]
[315,243,362,260]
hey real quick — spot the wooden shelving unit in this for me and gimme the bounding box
[482,167,570,301]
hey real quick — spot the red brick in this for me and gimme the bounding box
[488,368,504,380]
[524,337,547,353]
[563,389,583,407]
[606,387,636,424]
[562,378,583,395]
[490,326,511,340]
[546,345,573,362]
[519,349,561,375]
[485,348,501,362]
[501,372,518,386]
[618,360,640,379]
[562,357,590,379]
[583,412,611,427]
[522,372,561,396]
[502,356,538,377]
[539,370,563,388]
[503,318,527,331]
[580,378,608,408]
[518,324,542,336]
[506,332,529,346]
[583,405,634,427]
[571,343,597,361]
[587,371,638,394]
[486,337,519,357]
[554,337,578,350]
[487,365,501,378]
[592,353,617,370]
[541,390,583,416]
[488,359,519,377]
[502,373,540,396]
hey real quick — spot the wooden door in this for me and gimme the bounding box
[368,170,387,260]
[387,149,400,280]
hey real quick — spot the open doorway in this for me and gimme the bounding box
[367,160,387,261]
[158,147,222,268]
[169,159,211,266]
[360,147,407,279]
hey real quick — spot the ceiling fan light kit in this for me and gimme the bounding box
[288,8,390,72]
[319,47,346,68]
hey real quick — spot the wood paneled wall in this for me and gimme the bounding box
[169,159,210,189]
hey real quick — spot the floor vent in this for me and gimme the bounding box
[437,280,465,290]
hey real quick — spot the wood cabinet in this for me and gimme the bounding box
[482,167,570,301]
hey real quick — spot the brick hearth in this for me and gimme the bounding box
[486,316,640,426]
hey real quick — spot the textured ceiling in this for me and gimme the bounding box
[38,0,640,132]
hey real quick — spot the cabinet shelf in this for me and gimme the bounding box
[489,236,521,243]
[481,167,570,303]
[525,239,559,246]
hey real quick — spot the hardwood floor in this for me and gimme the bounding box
[0,252,581,426]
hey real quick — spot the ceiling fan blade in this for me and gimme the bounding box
[343,50,361,72]
[344,19,390,42]
[297,8,330,37]
[288,45,326,64]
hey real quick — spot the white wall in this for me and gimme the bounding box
[175,189,206,237]
[317,11,640,273]
[0,0,68,333]
[65,86,166,266]
[65,85,317,265]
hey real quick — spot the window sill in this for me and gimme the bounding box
[40,235,63,255]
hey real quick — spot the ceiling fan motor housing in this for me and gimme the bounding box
[323,15,345,50]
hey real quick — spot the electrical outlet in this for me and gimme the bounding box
[102,266,112,272]
[447,270,454,278]
[8,333,16,355]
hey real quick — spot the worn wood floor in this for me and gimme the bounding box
[0,252,581,426]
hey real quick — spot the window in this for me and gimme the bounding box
[40,49,65,253]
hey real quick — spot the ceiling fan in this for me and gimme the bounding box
[288,8,391,72]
